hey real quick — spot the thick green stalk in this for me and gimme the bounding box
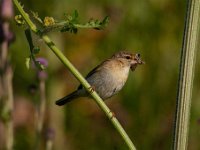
[13,0,136,149]
[173,0,200,149]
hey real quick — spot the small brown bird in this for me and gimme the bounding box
[55,51,144,106]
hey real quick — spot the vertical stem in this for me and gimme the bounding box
[34,78,47,150]
[4,66,14,150]
[45,128,55,150]
[46,140,53,150]
[0,3,14,148]
[173,0,200,149]
[0,21,14,150]
[38,79,46,134]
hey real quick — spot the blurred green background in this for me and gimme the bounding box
[1,0,200,149]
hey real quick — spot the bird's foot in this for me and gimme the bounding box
[88,86,95,94]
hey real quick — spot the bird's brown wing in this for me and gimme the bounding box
[77,59,111,90]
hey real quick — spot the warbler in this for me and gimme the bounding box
[55,51,144,106]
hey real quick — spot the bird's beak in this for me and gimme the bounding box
[130,53,145,71]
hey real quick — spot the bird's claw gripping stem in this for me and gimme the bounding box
[88,86,95,94]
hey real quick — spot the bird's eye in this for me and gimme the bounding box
[125,56,131,59]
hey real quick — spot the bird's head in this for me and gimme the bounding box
[112,51,145,71]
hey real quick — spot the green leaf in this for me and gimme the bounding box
[101,16,109,25]
[95,16,109,30]
[72,10,78,20]
[31,11,43,24]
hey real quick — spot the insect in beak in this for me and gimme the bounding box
[130,53,145,71]
[135,53,145,65]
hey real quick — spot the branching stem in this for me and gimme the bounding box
[13,0,136,149]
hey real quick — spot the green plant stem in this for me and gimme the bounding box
[42,21,106,33]
[13,1,37,32]
[13,0,136,149]
[173,0,200,149]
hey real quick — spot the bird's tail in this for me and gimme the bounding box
[55,91,79,106]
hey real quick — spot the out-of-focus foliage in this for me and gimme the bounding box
[1,0,200,150]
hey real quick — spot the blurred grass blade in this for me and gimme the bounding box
[173,0,200,149]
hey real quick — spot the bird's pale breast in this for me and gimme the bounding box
[87,59,130,99]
